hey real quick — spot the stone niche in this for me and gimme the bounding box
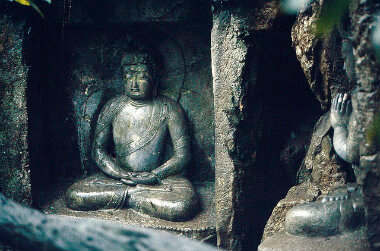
[27,0,216,243]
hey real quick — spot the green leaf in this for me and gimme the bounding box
[27,0,44,17]
[11,0,46,18]
[367,110,380,149]
[14,0,31,6]
[315,0,353,37]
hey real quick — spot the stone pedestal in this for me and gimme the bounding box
[259,230,370,251]
[42,181,216,242]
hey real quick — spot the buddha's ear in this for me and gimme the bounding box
[151,66,161,97]
[153,63,163,97]
[152,79,159,97]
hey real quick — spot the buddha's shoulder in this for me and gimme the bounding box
[98,95,128,120]
[156,95,184,112]
[95,96,128,133]
[101,95,128,110]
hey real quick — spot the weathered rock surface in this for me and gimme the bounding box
[0,15,32,205]
[258,229,370,251]
[0,192,219,251]
[211,1,286,250]
[291,0,355,110]
[349,0,380,249]
[279,121,314,185]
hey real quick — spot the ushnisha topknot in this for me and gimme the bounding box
[120,51,154,67]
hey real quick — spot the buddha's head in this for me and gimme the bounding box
[121,51,158,100]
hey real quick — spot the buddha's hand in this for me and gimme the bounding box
[330,93,352,129]
[120,178,137,186]
[128,172,158,185]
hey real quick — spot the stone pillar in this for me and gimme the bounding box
[350,0,380,249]
[211,1,279,250]
[0,13,32,205]
[211,7,249,251]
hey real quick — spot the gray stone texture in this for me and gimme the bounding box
[1,0,378,250]
[43,181,215,242]
[350,0,380,249]
[279,119,315,185]
[258,230,370,251]
[0,14,32,205]
[0,192,219,251]
[211,1,281,250]
[291,0,355,110]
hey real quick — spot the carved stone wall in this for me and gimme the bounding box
[0,10,32,206]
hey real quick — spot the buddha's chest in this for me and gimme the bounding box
[111,102,168,171]
[112,105,154,142]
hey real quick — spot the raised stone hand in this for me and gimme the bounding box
[329,93,353,162]
[330,93,352,129]
[282,91,364,238]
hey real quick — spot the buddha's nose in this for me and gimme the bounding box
[131,78,139,89]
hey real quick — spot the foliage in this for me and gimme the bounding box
[372,13,380,63]
[281,0,311,14]
[282,0,353,37]
[6,0,51,17]
[367,110,380,150]
[315,0,353,37]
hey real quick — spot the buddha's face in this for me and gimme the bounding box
[123,64,154,100]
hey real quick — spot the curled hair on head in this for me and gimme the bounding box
[120,51,154,67]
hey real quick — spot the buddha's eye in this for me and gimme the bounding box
[124,73,133,79]
[140,74,151,80]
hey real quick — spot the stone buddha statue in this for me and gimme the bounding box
[284,92,365,237]
[66,50,198,222]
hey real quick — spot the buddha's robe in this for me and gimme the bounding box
[66,95,198,222]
